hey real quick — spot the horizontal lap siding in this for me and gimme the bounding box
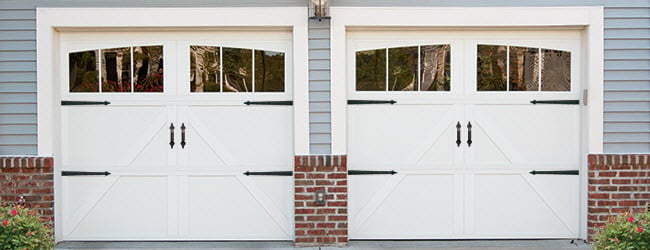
[604,0,650,153]
[309,19,331,154]
[0,0,37,155]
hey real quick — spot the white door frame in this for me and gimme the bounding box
[36,7,309,242]
[330,7,604,240]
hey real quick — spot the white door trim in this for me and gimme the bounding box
[330,6,603,240]
[36,7,308,242]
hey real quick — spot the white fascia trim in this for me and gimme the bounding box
[330,6,604,155]
[36,7,308,242]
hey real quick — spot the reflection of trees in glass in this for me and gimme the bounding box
[477,45,507,91]
[356,49,386,91]
[255,50,284,92]
[101,47,131,92]
[190,46,220,92]
[509,47,539,91]
[223,47,252,92]
[420,45,450,91]
[389,46,418,91]
[69,50,98,92]
[541,49,571,91]
[134,46,164,92]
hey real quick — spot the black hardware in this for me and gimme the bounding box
[348,170,397,175]
[62,171,111,176]
[530,100,579,105]
[169,123,175,149]
[529,170,579,175]
[61,100,110,106]
[244,101,293,106]
[467,121,473,147]
[347,100,397,105]
[456,122,461,147]
[243,171,293,176]
[180,123,186,149]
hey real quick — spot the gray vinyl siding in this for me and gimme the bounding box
[308,18,332,154]
[603,0,650,153]
[0,0,37,155]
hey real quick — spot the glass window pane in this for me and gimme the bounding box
[134,46,164,93]
[388,46,418,91]
[509,46,539,91]
[69,50,99,92]
[541,49,571,91]
[355,49,386,91]
[477,45,507,91]
[420,45,450,91]
[223,47,252,92]
[255,50,285,92]
[190,46,220,92]
[101,47,131,92]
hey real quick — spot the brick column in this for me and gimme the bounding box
[0,156,54,221]
[294,155,348,247]
[588,154,650,240]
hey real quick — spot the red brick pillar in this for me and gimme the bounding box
[0,156,54,221]
[588,154,650,241]
[294,155,348,247]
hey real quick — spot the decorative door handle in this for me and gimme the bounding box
[467,122,472,147]
[456,122,461,147]
[169,123,175,149]
[180,123,186,149]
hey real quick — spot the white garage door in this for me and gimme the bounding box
[348,30,582,239]
[59,31,293,240]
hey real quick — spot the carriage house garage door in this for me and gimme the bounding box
[348,30,582,239]
[59,31,293,240]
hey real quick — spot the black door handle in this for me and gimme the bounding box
[169,123,175,149]
[467,121,472,147]
[180,123,186,149]
[456,122,461,147]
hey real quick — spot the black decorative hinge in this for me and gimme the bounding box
[61,100,110,106]
[348,170,397,175]
[62,171,111,176]
[243,171,293,176]
[244,101,293,105]
[530,100,579,105]
[348,100,397,105]
[529,170,579,175]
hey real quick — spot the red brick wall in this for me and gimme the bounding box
[0,156,54,221]
[294,155,348,247]
[588,154,650,240]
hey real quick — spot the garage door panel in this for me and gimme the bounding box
[468,105,580,168]
[183,106,292,170]
[473,174,577,237]
[64,176,168,239]
[348,105,457,169]
[350,174,455,238]
[62,106,170,170]
[185,176,291,239]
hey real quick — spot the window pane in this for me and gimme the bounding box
[509,46,539,91]
[101,47,131,92]
[420,45,450,91]
[255,50,285,92]
[190,46,220,92]
[388,46,418,91]
[356,49,386,91]
[133,46,164,93]
[477,45,507,91]
[541,49,571,91]
[69,50,99,92]
[223,47,252,92]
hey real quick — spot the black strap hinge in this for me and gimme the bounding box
[348,100,396,105]
[530,100,579,105]
[348,170,397,175]
[244,101,293,106]
[61,100,110,106]
[62,171,111,176]
[243,171,293,176]
[529,170,579,175]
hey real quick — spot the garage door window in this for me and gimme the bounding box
[355,44,450,92]
[477,45,570,92]
[190,45,285,93]
[69,46,164,93]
